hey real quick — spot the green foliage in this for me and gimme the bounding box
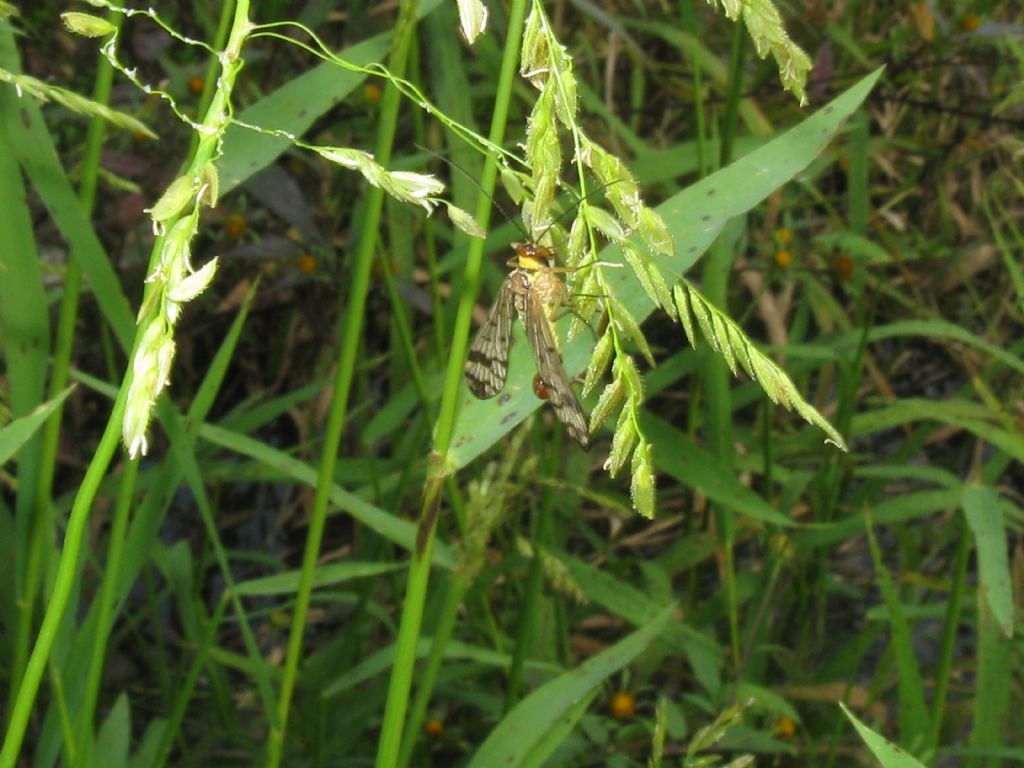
[1,1,1022,767]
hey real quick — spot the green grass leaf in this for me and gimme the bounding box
[962,484,1014,637]
[841,703,928,768]
[0,386,74,466]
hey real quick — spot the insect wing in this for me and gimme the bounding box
[523,288,590,450]
[464,276,515,398]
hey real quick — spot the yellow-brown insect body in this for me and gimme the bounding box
[508,242,568,347]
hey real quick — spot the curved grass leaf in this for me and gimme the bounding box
[962,485,1013,637]
[852,399,1024,466]
[1,31,134,351]
[796,489,956,549]
[560,553,722,695]
[234,561,404,597]
[865,514,929,749]
[966,494,1015,761]
[94,693,131,768]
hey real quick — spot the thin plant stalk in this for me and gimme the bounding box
[396,567,471,768]
[374,0,528,763]
[703,23,746,676]
[926,525,969,752]
[678,0,708,611]
[264,0,420,763]
[154,595,232,767]
[379,244,431,406]
[75,458,139,753]
[718,21,746,169]
[505,535,545,711]
[679,0,708,178]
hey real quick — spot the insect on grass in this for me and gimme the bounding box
[464,240,591,450]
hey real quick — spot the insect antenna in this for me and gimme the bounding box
[415,143,524,241]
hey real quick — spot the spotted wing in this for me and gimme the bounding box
[523,289,590,450]
[464,275,515,398]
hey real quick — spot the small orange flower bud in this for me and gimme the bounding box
[423,718,444,737]
[224,213,247,239]
[960,14,981,32]
[773,249,792,269]
[187,75,205,95]
[364,83,381,104]
[609,691,636,719]
[296,254,317,273]
[775,715,797,738]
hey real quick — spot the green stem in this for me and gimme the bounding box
[374,488,439,768]
[265,1,420,763]
[75,459,139,752]
[679,0,707,178]
[155,595,232,767]
[379,242,431,405]
[374,0,528,764]
[395,569,471,768]
[926,524,969,752]
[705,21,746,678]
[505,538,544,710]
[719,21,746,168]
